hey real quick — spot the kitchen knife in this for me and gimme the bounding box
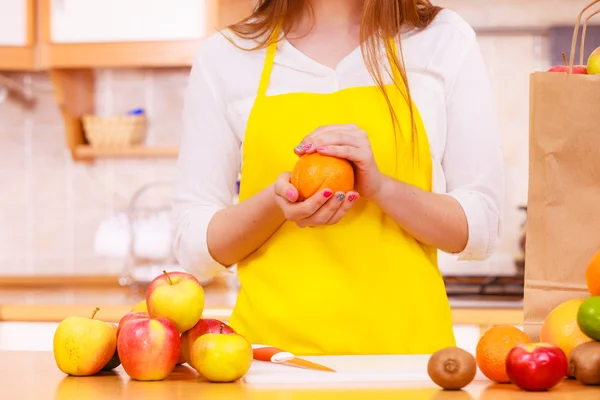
[252,344,336,372]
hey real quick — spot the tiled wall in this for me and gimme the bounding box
[0,0,595,276]
[0,69,188,275]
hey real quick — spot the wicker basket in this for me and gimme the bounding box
[83,114,147,148]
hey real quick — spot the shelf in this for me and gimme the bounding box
[75,145,179,159]
[0,46,36,70]
[47,40,202,69]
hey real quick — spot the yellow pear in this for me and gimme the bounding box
[53,308,117,376]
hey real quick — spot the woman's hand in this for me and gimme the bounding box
[294,124,383,199]
[273,172,358,228]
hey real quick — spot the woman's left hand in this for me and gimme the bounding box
[295,124,384,199]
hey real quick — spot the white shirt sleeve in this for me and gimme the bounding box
[171,47,239,282]
[442,35,504,261]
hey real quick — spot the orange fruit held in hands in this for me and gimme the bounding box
[475,325,531,383]
[586,249,600,296]
[541,298,593,363]
[291,153,354,201]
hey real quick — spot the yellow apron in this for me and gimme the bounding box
[229,32,456,355]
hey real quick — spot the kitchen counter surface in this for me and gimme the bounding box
[0,275,523,325]
[2,351,599,400]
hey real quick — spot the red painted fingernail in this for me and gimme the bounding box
[287,189,295,201]
[303,144,313,151]
[323,190,333,198]
[348,194,358,202]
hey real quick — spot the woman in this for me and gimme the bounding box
[173,0,503,355]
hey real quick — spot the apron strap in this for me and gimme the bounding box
[256,25,281,98]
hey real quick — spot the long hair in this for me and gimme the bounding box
[226,0,442,155]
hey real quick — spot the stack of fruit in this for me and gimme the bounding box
[52,271,253,382]
[547,47,600,75]
[428,249,600,393]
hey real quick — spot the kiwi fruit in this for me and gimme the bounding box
[570,341,600,385]
[427,347,477,390]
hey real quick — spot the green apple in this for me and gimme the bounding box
[190,325,253,383]
[588,46,600,75]
[53,308,117,376]
[146,270,204,333]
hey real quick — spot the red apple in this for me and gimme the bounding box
[506,342,568,391]
[548,52,587,74]
[180,318,235,364]
[146,270,205,333]
[117,316,181,381]
[117,312,149,336]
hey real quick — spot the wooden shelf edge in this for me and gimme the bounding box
[48,40,202,68]
[0,46,36,70]
[0,275,121,288]
[75,145,180,159]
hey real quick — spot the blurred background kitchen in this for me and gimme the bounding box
[1,0,599,351]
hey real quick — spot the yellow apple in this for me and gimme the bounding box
[129,300,148,312]
[588,46,600,75]
[146,270,204,333]
[190,326,253,383]
[53,308,117,376]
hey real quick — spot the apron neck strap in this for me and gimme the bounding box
[256,25,281,98]
[256,27,405,98]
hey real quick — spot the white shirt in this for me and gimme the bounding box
[172,9,505,282]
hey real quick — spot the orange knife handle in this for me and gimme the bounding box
[252,345,294,362]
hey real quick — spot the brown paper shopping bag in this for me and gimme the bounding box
[524,0,600,341]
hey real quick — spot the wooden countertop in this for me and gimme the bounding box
[2,351,599,399]
[0,275,523,325]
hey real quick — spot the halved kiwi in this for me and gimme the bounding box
[427,347,477,390]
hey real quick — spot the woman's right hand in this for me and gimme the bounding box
[273,172,359,228]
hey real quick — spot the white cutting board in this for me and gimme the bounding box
[243,355,488,384]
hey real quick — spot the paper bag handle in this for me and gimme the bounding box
[580,8,600,65]
[569,0,600,73]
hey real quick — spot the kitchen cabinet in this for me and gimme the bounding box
[50,0,208,44]
[40,0,254,161]
[41,0,254,68]
[0,0,36,70]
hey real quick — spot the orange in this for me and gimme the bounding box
[475,325,531,383]
[291,153,354,200]
[540,298,593,363]
[586,249,600,296]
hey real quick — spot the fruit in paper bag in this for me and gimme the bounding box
[146,270,205,333]
[588,47,600,75]
[117,316,180,381]
[586,249,600,296]
[541,299,593,365]
[548,52,588,74]
[577,296,600,340]
[475,325,531,383]
[180,318,236,364]
[570,341,600,385]
[190,324,253,383]
[427,347,476,390]
[53,307,117,376]
[506,343,568,391]
[291,153,354,201]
